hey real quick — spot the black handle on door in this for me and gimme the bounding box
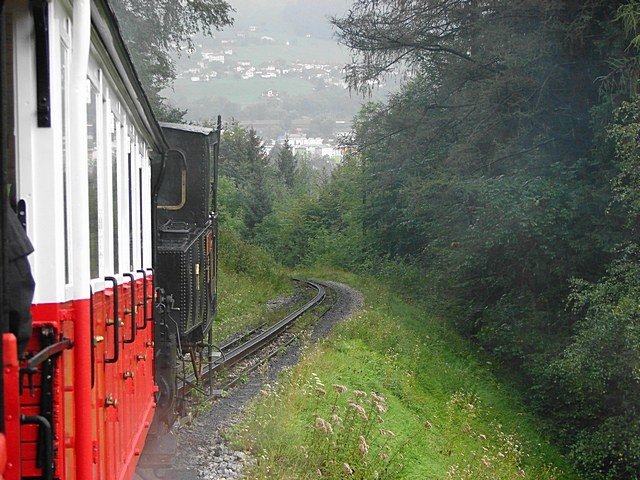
[123,273,136,343]
[104,277,120,363]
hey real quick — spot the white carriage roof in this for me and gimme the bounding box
[160,123,215,135]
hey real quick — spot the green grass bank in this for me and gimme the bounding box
[212,229,292,341]
[221,267,576,479]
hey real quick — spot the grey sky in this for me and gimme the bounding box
[228,0,353,39]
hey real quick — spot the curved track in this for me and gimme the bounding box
[178,279,326,397]
[137,280,363,480]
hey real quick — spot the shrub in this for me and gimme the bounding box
[539,246,640,479]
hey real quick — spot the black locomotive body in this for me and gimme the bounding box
[155,122,220,346]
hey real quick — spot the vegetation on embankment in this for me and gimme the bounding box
[214,230,576,478]
[210,2,640,477]
[213,228,291,341]
[229,270,575,479]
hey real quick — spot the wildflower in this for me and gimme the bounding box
[315,387,327,397]
[353,390,367,397]
[424,421,433,430]
[379,429,396,437]
[314,417,333,434]
[342,463,354,475]
[481,456,492,468]
[478,433,487,440]
[332,384,348,394]
[379,452,390,461]
[259,389,269,396]
[375,402,387,413]
[316,469,323,477]
[331,414,342,424]
[371,392,385,404]
[358,435,369,456]
[349,401,368,421]
[311,373,325,388]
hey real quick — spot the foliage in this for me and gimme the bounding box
[231,271,574,479]
[526,97,640,479]
[539,249,640,478]
[216,121,332,257]
[110,0,233,120]
[239,0,640,477]
[214,227,290,343]
[217,175,245,233]
[219,122,273,236]
[609,98,640,230]
[276,139,298,189]
[303,383,405,479]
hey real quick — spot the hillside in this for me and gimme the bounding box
[220,267,575,478]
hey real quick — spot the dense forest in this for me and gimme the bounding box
[114,1,640,478]
[214,2,640,479]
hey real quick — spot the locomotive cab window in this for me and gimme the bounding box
[158,149,186,210]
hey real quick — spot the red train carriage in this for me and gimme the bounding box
[1,0,169,478]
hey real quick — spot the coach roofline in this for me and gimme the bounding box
[90,0,168,154]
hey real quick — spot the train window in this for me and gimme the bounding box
[87,82,100,279]
[60,40,71,284]
[111,110,119,273]
[127,132,143,271]
[139,166,144,267]
[119,123,130,270]
[158,150,187,210]
[128,149,134,270]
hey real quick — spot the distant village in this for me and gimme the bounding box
[265,134,345,159]
[177,26,348,92]
[176,25,357,163]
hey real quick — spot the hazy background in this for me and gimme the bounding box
[162,0,395,140]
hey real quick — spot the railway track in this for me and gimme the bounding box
[137,279,355,479]
[138,280,328,478]
[178,279,326,398]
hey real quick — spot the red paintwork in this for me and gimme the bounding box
[11,274,155,480]
[2,334,20,480]
[0,432,6,478]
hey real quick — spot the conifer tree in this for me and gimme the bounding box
[276,139,298,189]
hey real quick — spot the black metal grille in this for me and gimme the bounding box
[157,222,216,343]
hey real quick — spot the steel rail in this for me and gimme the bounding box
[217,321,266,352]
[178,279,325,395]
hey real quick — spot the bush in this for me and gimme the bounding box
[538,246,640,479]
[219,227,286,284]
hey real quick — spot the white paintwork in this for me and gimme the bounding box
[69,0,91,300]
[10,0,157,303]
[12,1,68,303]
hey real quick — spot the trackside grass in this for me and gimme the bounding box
[213,229,292,341]
[229,270,577,479]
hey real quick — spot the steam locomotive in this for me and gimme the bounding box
[0,1,219,478]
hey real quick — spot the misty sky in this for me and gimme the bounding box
[227,0,353,39]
